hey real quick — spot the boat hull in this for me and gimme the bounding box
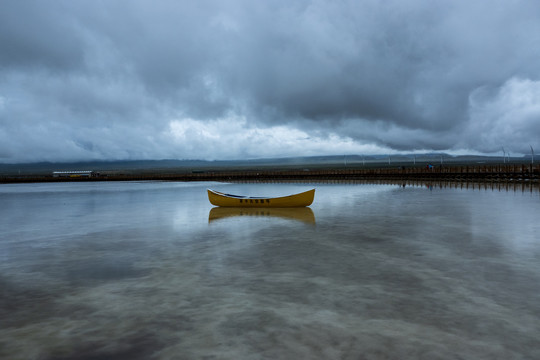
[207,189,315,207]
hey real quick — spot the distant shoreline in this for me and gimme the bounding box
[1,164,538,185]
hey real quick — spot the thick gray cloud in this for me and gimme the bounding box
[0,0,539,162]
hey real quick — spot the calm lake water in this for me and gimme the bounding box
[1,181,539,359]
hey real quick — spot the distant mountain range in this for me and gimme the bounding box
[0,154,535,176]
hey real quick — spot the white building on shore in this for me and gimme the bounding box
[52,171,94,178]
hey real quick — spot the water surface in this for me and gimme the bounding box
[1,181,539,359]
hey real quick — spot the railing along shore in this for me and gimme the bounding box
[1,164,539,184]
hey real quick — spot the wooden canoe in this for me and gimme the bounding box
[207,189,315,207]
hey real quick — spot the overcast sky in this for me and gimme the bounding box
[1,0,539,163]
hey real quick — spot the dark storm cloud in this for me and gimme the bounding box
[0,0,539,162]
[222,0,540,143]
[0,1,85,70]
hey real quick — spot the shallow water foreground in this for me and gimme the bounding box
[1,181,539,359]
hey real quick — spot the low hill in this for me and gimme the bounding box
[0,154,535,176]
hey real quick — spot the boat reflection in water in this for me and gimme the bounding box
[208,206,316,225]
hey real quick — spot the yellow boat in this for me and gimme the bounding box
[207,188,315,207]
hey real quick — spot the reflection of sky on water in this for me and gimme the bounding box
[1,181,539,359]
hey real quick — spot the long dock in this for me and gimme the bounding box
[1,164,539,184]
